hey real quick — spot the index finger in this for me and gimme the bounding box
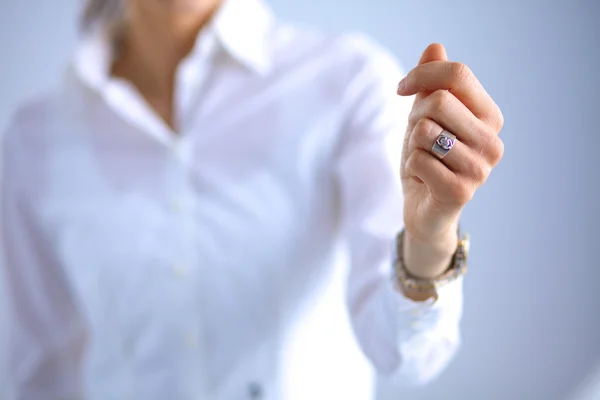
[398,61,501,126]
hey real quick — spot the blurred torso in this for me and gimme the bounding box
[8,2,381,397]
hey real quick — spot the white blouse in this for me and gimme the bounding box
[0,0,463,398]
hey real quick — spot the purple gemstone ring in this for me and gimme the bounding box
[431,129,457,159]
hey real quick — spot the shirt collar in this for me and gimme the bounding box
[73,0,275,90]
[210,0,275,75]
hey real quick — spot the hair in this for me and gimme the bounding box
[80,0,126,32]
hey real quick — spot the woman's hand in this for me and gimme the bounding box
[397,43,504,279]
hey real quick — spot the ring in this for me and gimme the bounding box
[431,129,457,159]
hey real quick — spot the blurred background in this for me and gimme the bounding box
[0,0,599,399]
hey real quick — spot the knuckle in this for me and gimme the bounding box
[474,132,492,157]
[447,179,473,205]
[449,62,473,84]
[408,109,420,127]
[488,136,505,165]
[413,118,437,142]
[405,148,426,172]
[429,90,452,115]
[486,107,504,133]
[495,108,505,131]
[404,154,417,175]
[471,163,490,183]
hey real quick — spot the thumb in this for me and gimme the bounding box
[412,43,448,101]
[417,43,448,66]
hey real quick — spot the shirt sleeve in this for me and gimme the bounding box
[1,111,88,400]
[335,35,464,386]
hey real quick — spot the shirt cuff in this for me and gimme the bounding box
[388,275,464,334]
[382,276,464,384]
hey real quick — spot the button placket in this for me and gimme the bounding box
[171,263,189,277]
[165,138,211,397]
[248,382,263,399]
[166,140,195,278]
[410,308,423,317]
[170,138,184,159]
[170,197,185,213]
[183,331,199,349]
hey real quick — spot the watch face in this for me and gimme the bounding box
[459,233,470,258]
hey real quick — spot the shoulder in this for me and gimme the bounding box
[2,92,59,153]
[267,23,408,113]
[2,92,56,149]
[0,87,73,177]
[4,92,59,127]
[270,22,407,83]
[1,69,86,155]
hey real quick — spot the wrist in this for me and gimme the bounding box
[394,228,469,302]
[403,224,458,279]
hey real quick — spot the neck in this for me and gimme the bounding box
[114,0,221,97]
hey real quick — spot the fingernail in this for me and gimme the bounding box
[397,78,406,94]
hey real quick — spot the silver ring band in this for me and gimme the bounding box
[431,129,457,159]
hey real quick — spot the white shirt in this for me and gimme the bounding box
[0,0,464,398]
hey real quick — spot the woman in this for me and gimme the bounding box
[1,0,504,398]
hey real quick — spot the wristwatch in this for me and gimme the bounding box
[393,228,470,294]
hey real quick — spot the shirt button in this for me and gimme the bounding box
[121,336,135,357]
[170,140,183,157]
[410,321,422,330]
[248,382,262,399]
[170,197,186,213]
[410,308,423,317]
[183,332,198,349]
[172,263,188,277]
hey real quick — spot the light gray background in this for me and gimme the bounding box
[0,1,598,399]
